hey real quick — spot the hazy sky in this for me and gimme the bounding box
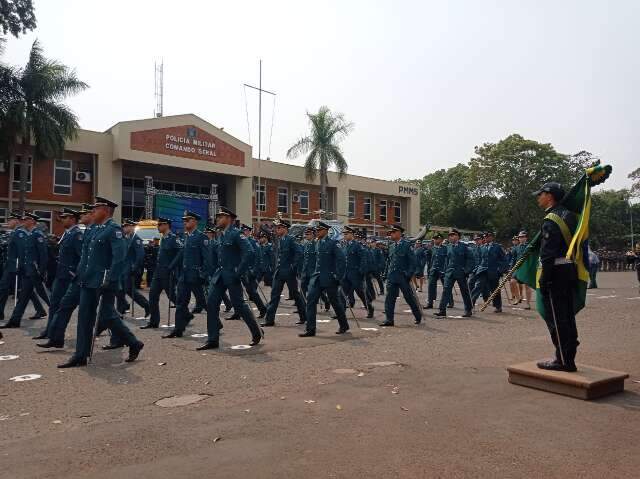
[4,0,639,189]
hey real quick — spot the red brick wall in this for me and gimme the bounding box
[347,190,403,228]
[252,179,323,221]
[0,145,94,204]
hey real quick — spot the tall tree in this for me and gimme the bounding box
[1,40,88,211]
[629,167,640,198]
[467,134,595,236]
[0,0,36,37]
[287,106,353,215]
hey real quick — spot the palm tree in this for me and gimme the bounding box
[1,40,87,212]
[286,106,353,215]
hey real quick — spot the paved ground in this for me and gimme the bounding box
[1,272,639,478]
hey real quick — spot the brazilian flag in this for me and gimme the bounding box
[514,165,613,320]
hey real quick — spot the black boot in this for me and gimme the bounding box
[226,313,241,320]
[32,332,48,340]
[423,303,433,310]
[28,312,47,320]
[126,342,144,362]
[335,326,350,335]
[250,328,264,346]
[162,330,183,339]
[0,322,20,329]
[140,323,158,329]
[36,340,64,349]
[299,330,316,337]
[196,341,219,350]
[433,310,447,317]
[379,320,394,327]
[58,357,88,368]
[366,306,374,319]
[102,343,124,350]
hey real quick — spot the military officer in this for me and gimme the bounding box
[300,226,317,299]
[162,211,210,339]
[425,233,447,309]
[58,197,144,368]
[199,207,262,350]
[117,220,150,317]
[342,226,374,318]
[36,204,94,348]
[434,228,473,318]
[470,231,507,312]
[360,234,377,302]
[0,212,26,320]
[413,240,428,292]
[142,217,180,329]
[1,212,48,328]
[257,232,274,286]
[238,224,267,318]
[35,209,83,339]
[372,240,386,295]
[262,219,306,327]
[468,234,483,296]
[533,182,579,372]
[205,226,233,314]
[380,224,422,327]
[299,221,349,337]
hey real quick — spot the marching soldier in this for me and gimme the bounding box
[58,197,144,368]
[425,233,447,309]
[299,221,349,337]
[163,211,210,339]
[468,234,483,296]
[533,182,579,372]
[0,212,26,321]
[239,224,267,319]
[35,209,83,340]
[199,207,262,350]
[434,228,473,318]
[470,231,507,313]
[413,240,428,292]
[1,212,48,328]
[204,226,233,315]
[142,217,180,329]
[117,220,150,318]
[372,240,386,295]
[36,204,94,348]
[262,219,306,327]
[342,226,374,319]
[380,224,422,327]
[361,234,377,302]
[257,232,274,286]
[300,226,317,299]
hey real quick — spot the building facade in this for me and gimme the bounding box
[0,114,420,236]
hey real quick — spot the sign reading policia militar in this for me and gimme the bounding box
[130,125,245,166]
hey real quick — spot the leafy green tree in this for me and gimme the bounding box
[590,189,639,250]
[0,0,36,37]
[467,134,595,237]
[0,40,87,211]
[629,167,640,198]
[287,106,353,214]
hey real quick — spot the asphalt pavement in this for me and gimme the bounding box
[1,272,639,478]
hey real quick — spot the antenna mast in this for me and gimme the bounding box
[154,59,164,118]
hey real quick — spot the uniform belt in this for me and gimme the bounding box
[554,258,573,265]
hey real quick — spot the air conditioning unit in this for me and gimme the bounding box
[0,161,6,173]
[292,194,299,203]
[75,171,92,183]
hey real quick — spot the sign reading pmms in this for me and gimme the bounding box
[399,185,419,196]
[130,125,245,167]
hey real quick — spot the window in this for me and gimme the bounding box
[12,155,32,192]
[53,159,72,195]
[363,197,372,220]
[393,201,401,223]
[348,195,355,218]
[379,200,387,222]
[277,187,288,213]
[34,210,52,233]
[0,208,6,224]
[255,183,266,212]
[122,177,146,221]
[299,190,309,214]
